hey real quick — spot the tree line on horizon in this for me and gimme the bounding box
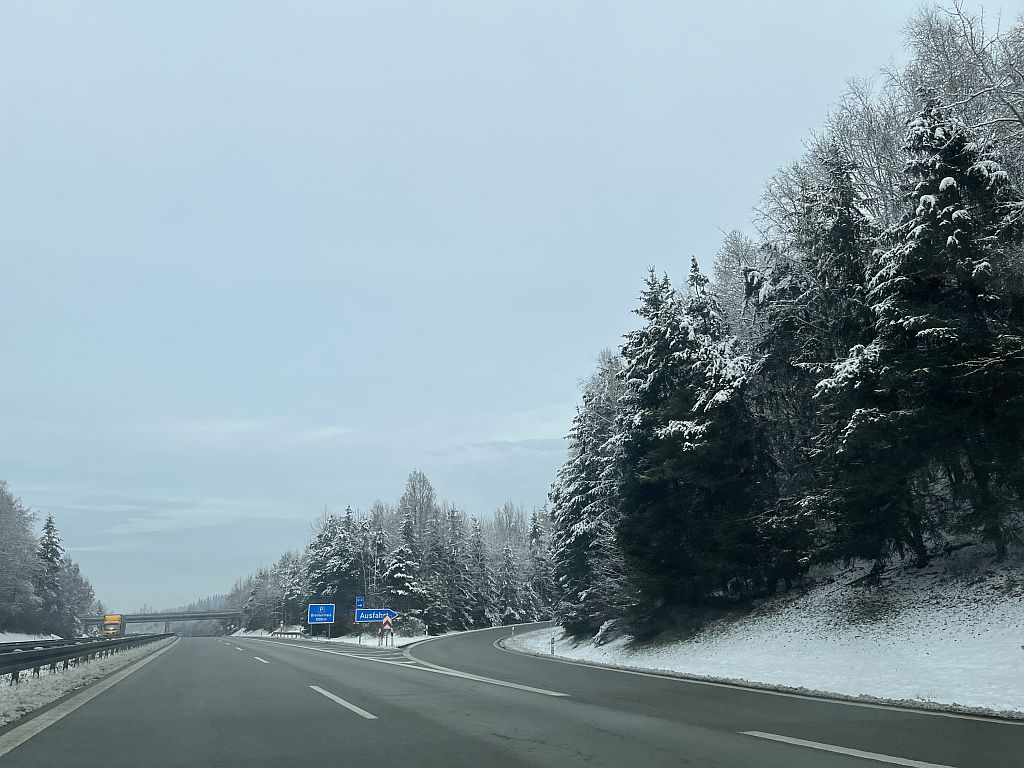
[230,470,554,634]
[549,1,1024,639]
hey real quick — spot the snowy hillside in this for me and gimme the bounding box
[506,545,1024,716]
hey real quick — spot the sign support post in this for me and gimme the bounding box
[306,603,336,641]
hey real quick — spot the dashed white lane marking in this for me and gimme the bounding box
[0,638,179,759]
[257,639,567,698]
[253,657,269,664]
[309,685,378,719]
[234,647,243,651]
[741,731,958,768]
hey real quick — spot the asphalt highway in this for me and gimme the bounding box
[0,625,1018,767]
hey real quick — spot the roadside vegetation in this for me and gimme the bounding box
[550,1,1024,640]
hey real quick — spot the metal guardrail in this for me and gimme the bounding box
[1,634,172,683]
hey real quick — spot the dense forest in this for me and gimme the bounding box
[0,480,101,637]
[231,470,553,634]
[550,1,1024,639]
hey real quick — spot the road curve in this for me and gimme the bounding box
[407,623,1021,768]
[0,628,1016,768]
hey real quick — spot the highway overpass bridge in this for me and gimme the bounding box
[81,610,241,635]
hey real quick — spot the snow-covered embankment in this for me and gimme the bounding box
[505,548,1024,717]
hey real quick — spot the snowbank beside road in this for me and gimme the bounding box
[322,632,430,648]
[0,633,62,643]
[505,547,1024,716]
[232,628,436,648]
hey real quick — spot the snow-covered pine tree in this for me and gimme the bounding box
[55,555,95,638]
[819,97,1024,566]
[750,142,877,583]
[494,543,537,625]
[35,514,65,630]
[549,349,630,637]
[441,508,473,631]
[615,260,774,618]
[466,518,497,628]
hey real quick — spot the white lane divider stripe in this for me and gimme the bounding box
[0,638,179,759]
[253,657,269,664]
[310,685,378,720]
[741,731,958,768]
[234,647,243,651]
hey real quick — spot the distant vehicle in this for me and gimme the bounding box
[101,614,124,637]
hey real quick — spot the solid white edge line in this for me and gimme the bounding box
[0,638,179,759]
[256,638,568,698]
[309,685,377,719]
[252,657,269,664]
[492,632,1023,726]
[741,731,958,768]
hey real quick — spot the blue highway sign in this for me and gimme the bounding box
[355,596,364,609]
[354,608,398,622]
[307,603,336,624]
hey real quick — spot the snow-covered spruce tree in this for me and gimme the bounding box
[615,261,775,620]
[242,567,277,630]
[418,507,451,632]
[748,143,877,582]
[466,518,497,628]
[382,541,426,618]
[549,349,631,637]
[35,514,65,631]
[494,543,539,625]
[419,508,474,633]
[817,97,1024,568]
[302,510,363,631]
[55,555,96,639]
[442,508,473,631]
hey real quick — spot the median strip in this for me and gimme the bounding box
[741,731,958,768]
[309,685,377,719]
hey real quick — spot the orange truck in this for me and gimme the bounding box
[101,614,124,637]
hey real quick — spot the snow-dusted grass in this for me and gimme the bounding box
[321,630,446,648]
[235,626,444,651]
[505,545,1024,717]
[231,625,308,638]
[0,633,62,643]
[232,626,437,648]
[0,637,175,727]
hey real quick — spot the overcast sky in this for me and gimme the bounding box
[3,1,1015,611]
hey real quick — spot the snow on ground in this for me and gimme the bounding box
[322,630,445,648]
[232,626,435,647]
[231,625,306,637]
[0,633,62,643]
[0,637,175,727]
[505,545,1024,717]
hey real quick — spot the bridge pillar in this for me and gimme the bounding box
[164,620,171,634]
